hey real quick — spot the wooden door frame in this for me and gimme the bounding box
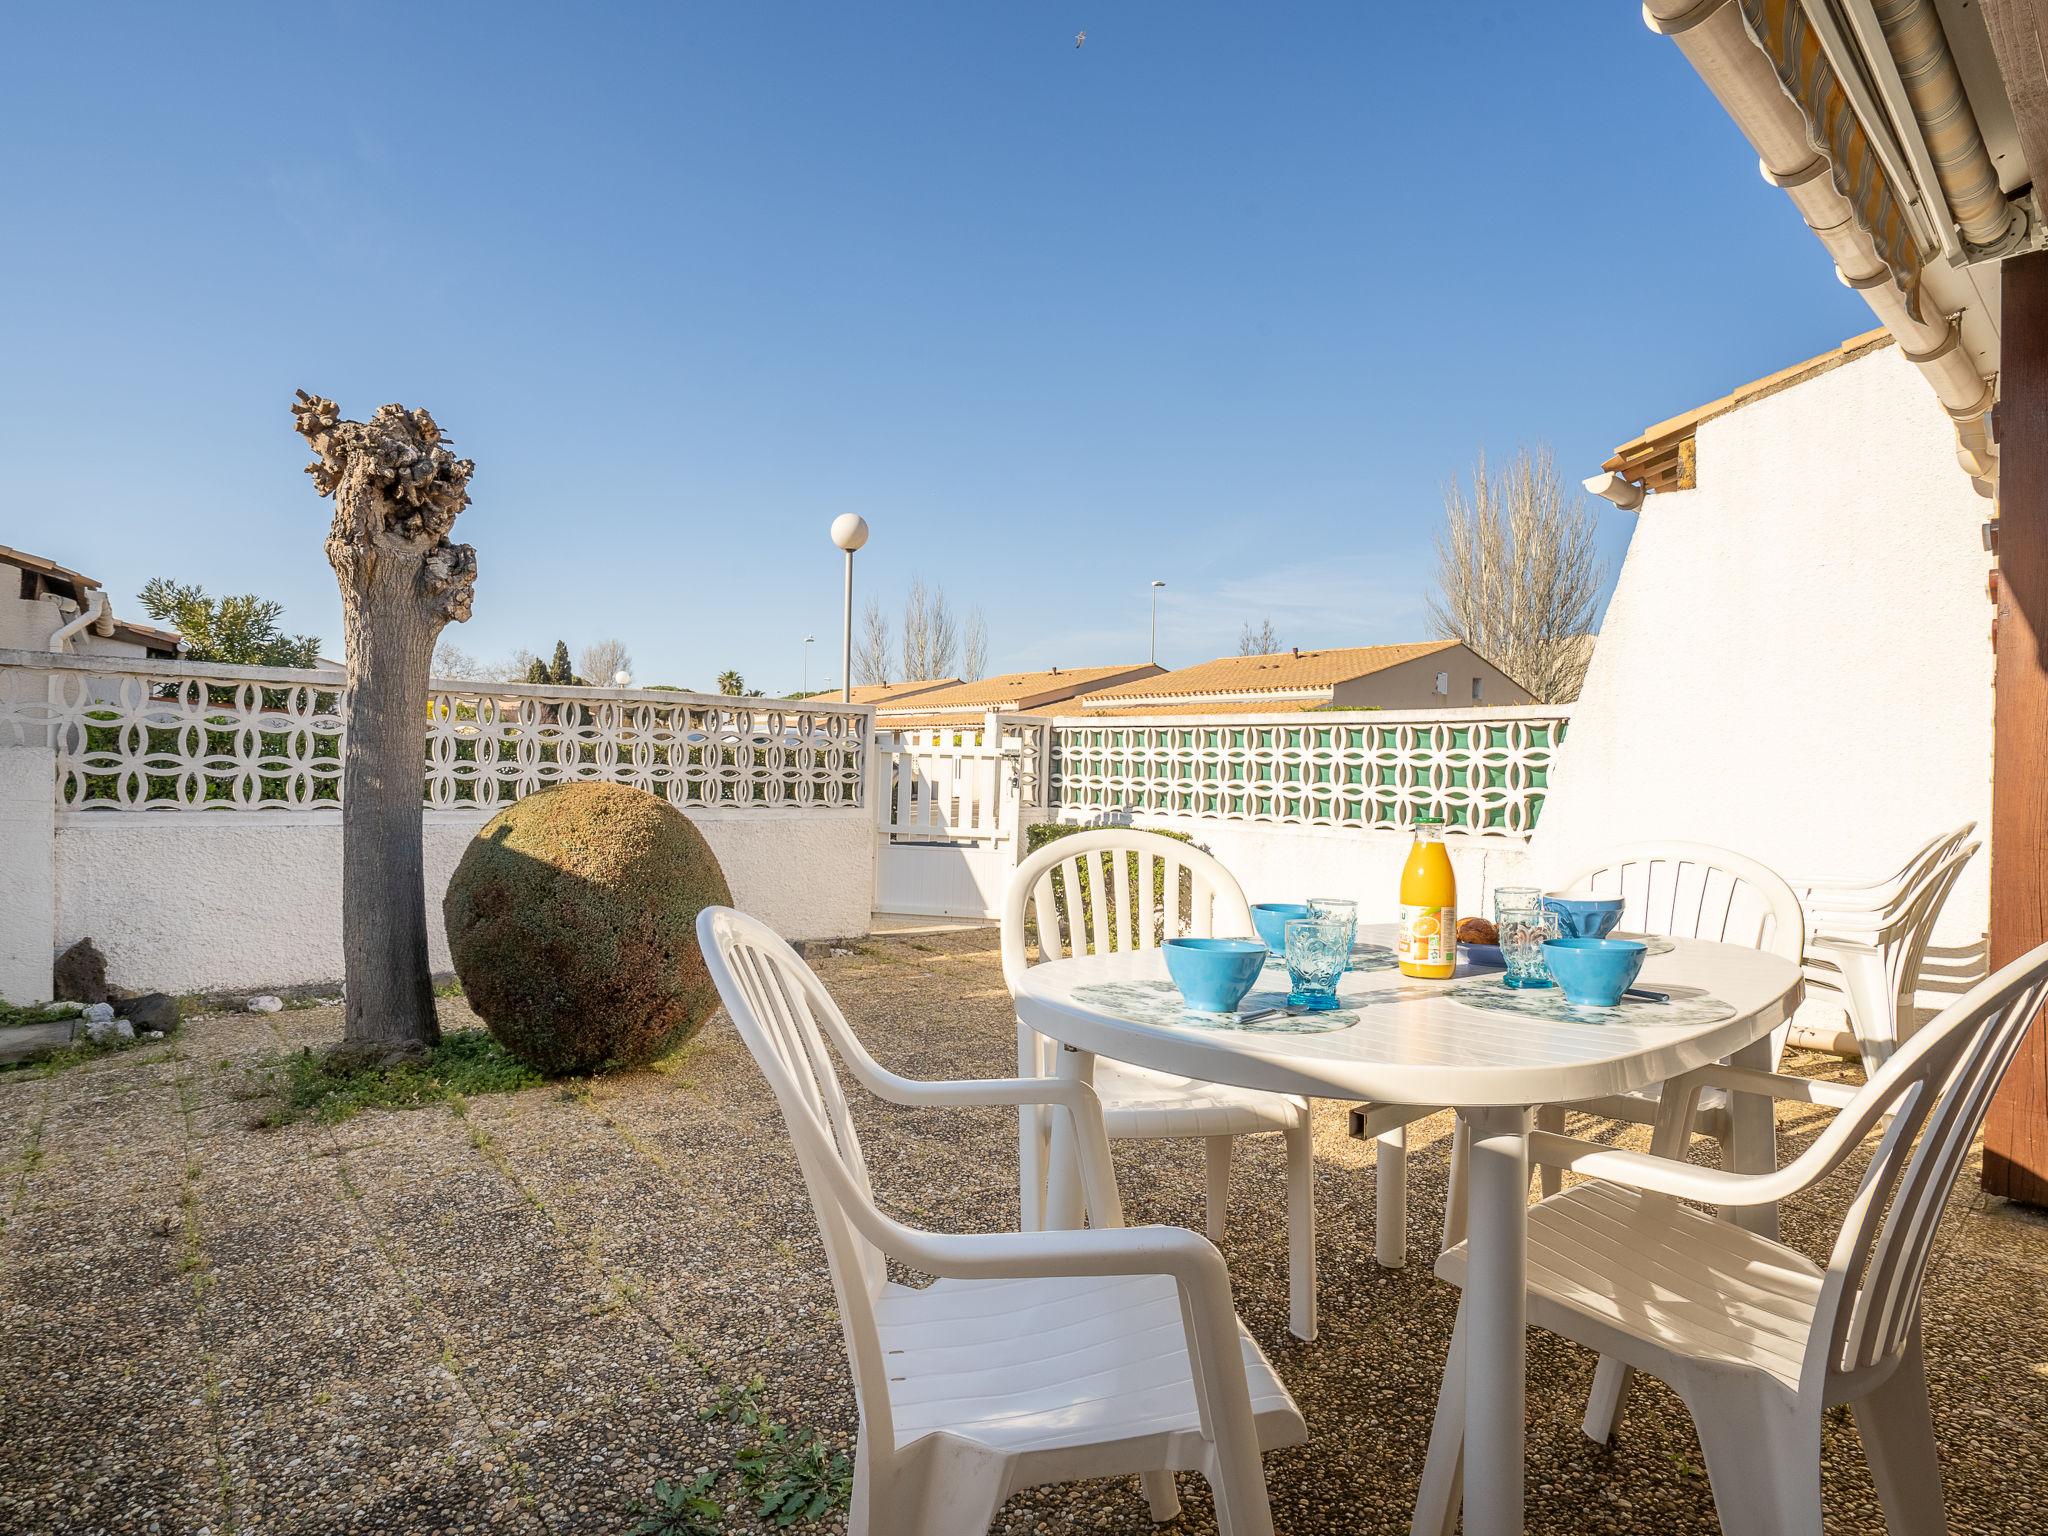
[1986,248,2048,1204]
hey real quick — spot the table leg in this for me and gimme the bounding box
[1045,1044,1098,1231]
[1462,1105,1530,1536]
[1725,1034,1779,1240]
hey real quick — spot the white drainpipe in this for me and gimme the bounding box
[48,589,107,652]
[1645,0,1997,485]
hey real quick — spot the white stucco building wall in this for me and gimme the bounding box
[1530,342,1992,1007]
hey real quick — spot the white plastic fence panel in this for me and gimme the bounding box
[874,719,1026,918]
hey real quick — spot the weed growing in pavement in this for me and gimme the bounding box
[736,1422,853,1527]
[646,1371,851,1530]
[625,1470,726,1536]
[258,1029,540,1126]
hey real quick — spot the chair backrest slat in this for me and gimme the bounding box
[1559,841,1803,962]
[1557,841,1806,1065]
[1859,842,1980,1031]
[1002,829,1253,994]
[1800,945,2048,1390]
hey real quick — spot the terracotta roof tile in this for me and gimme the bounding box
[877,664,1161,716]
[841,678,962,705]
[1081,642,1460,702]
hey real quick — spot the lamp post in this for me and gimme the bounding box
[830,515,870,704]
[802,634,815,695]
[1149,579,1166,665]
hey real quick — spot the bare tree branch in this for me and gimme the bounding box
[900,574,960,681]
[1236,617,1280,656]
[854,597,892,686]
[1426,444,1604,703]
[962,609,988,681]
[578,638,632,686]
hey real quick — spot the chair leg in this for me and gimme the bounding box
[1838,945,1900,1072]
[1141,1469,1181,1523]
[1582,1357,1635,1445]
[1205,1135,1233,1242]
[1375,1122,1408,1270]
[1440,1117,1469,1254]
[1410,1310,1466,1536]
[856,1439,1007,1536]
[1534,1104,1565,1200]
[1285,1115,1317,1341]
[1851,1331,1947,1535]
[1684,1379,1822,1536]
[1018,1025,1050,1233]
[1019,1104,1047,1233]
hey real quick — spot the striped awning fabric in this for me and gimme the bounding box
[1738,0,1926,319]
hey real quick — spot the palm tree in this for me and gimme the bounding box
[717,670,746,696]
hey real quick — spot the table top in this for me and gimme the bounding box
[1012,922,1804,1106]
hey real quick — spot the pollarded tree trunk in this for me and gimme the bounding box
[292,392,477,1061]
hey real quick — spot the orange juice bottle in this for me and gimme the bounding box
[1397,814,1457,979]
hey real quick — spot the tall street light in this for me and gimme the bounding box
[802,634,815,695]
[1150,579,1166,665]
[830,515,870,704]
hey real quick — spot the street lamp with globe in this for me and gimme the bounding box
[830,514,869,704]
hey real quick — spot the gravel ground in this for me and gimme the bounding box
[2,925,2044,1535]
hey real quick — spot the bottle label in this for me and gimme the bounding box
[1397,904,1455,968]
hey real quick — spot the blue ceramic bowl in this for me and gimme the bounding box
[1251,903,1312,953]
[1164,938,1269,1013]
[1543,893,1626,940]
[1542,937,1647,1006]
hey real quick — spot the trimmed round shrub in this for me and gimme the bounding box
[443,783,733,1075]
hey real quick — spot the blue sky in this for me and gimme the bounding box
[1,3,1875,692]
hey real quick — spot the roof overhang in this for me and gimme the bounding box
[1633,0,2048,500]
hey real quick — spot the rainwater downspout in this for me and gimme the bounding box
[48,589,106,652]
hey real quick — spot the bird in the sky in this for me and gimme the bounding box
[1075,30,1086,48]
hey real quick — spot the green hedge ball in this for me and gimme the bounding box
[443,783,734,1076]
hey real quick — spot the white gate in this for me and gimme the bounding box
[873,715,1048,918]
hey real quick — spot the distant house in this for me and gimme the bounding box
[839,678,963,707]
[875,664,1163,730]
[1070,641,1533,715]
[0,544,180,659]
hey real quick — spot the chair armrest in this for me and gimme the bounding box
[1795,872,1898,898]
[1662,1061,1862,1110]
[1806,934,1886,963]
[1527,1130,1805,1208]
[867,1072,1097,1112]
[891,1220,1229,1287]
[1804,905,1902,938]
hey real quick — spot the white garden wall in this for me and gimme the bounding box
[44,806,872,995]
[0,658,879,1001]
[1530,342,1993,1010]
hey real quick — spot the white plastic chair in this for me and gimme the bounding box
[698,906,1306,1536]
[1793,823,1974,919]
[1434,841,1807,1261]
[1798,837,1979,1069]
[1002,830,1320,1340]
[1413,940,2048,1536]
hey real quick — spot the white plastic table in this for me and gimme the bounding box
[1012,922,1803,1536]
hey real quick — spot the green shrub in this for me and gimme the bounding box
[1021,823,1196,952]
[443,783,733,1076]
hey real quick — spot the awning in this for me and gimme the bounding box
[1736,0,1926,319]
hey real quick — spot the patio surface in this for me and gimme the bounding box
[3,926,2046,1535]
